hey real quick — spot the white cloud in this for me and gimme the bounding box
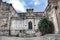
[3,0,26,12]
[33,0,41,5]
[11,0,26,12]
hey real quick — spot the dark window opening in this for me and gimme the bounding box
[55,6,57,10]
[28,21,32,29]
[20,30,22,32]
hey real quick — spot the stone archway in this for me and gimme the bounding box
[28,21,32,29]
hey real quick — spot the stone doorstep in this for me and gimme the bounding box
[25,30,35,34]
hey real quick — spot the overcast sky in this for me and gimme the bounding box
[2,0,48,13]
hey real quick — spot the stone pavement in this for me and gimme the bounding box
[0,36,48,40]
[1,34,60,40]
[44,34,60,40]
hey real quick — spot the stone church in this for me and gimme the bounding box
[0,0,44,36]
[0,0,60,36]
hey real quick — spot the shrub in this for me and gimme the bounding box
[38,16,54,35]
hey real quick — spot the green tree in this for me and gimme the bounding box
[38,16,54,35]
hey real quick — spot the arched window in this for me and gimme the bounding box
[28,21,32,29]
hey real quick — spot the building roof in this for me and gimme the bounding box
[17,11,44,17]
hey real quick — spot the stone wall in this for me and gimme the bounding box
[48,8,59,33]
[11,18,40,30]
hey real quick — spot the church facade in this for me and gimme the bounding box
[10,9,44,35]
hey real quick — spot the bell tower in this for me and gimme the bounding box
[26,9,33,12]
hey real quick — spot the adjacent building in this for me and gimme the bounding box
[45,0,60,33]
[0,0,17,35]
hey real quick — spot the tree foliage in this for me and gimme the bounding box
[38,16,54,35]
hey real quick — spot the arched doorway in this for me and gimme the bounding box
[28,21,32,29]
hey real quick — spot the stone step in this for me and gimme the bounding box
[25,30,35,34]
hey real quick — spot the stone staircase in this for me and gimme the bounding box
[19,30,41,37]
[19,30,36,37]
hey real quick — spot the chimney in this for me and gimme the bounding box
[26,9,33,12]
